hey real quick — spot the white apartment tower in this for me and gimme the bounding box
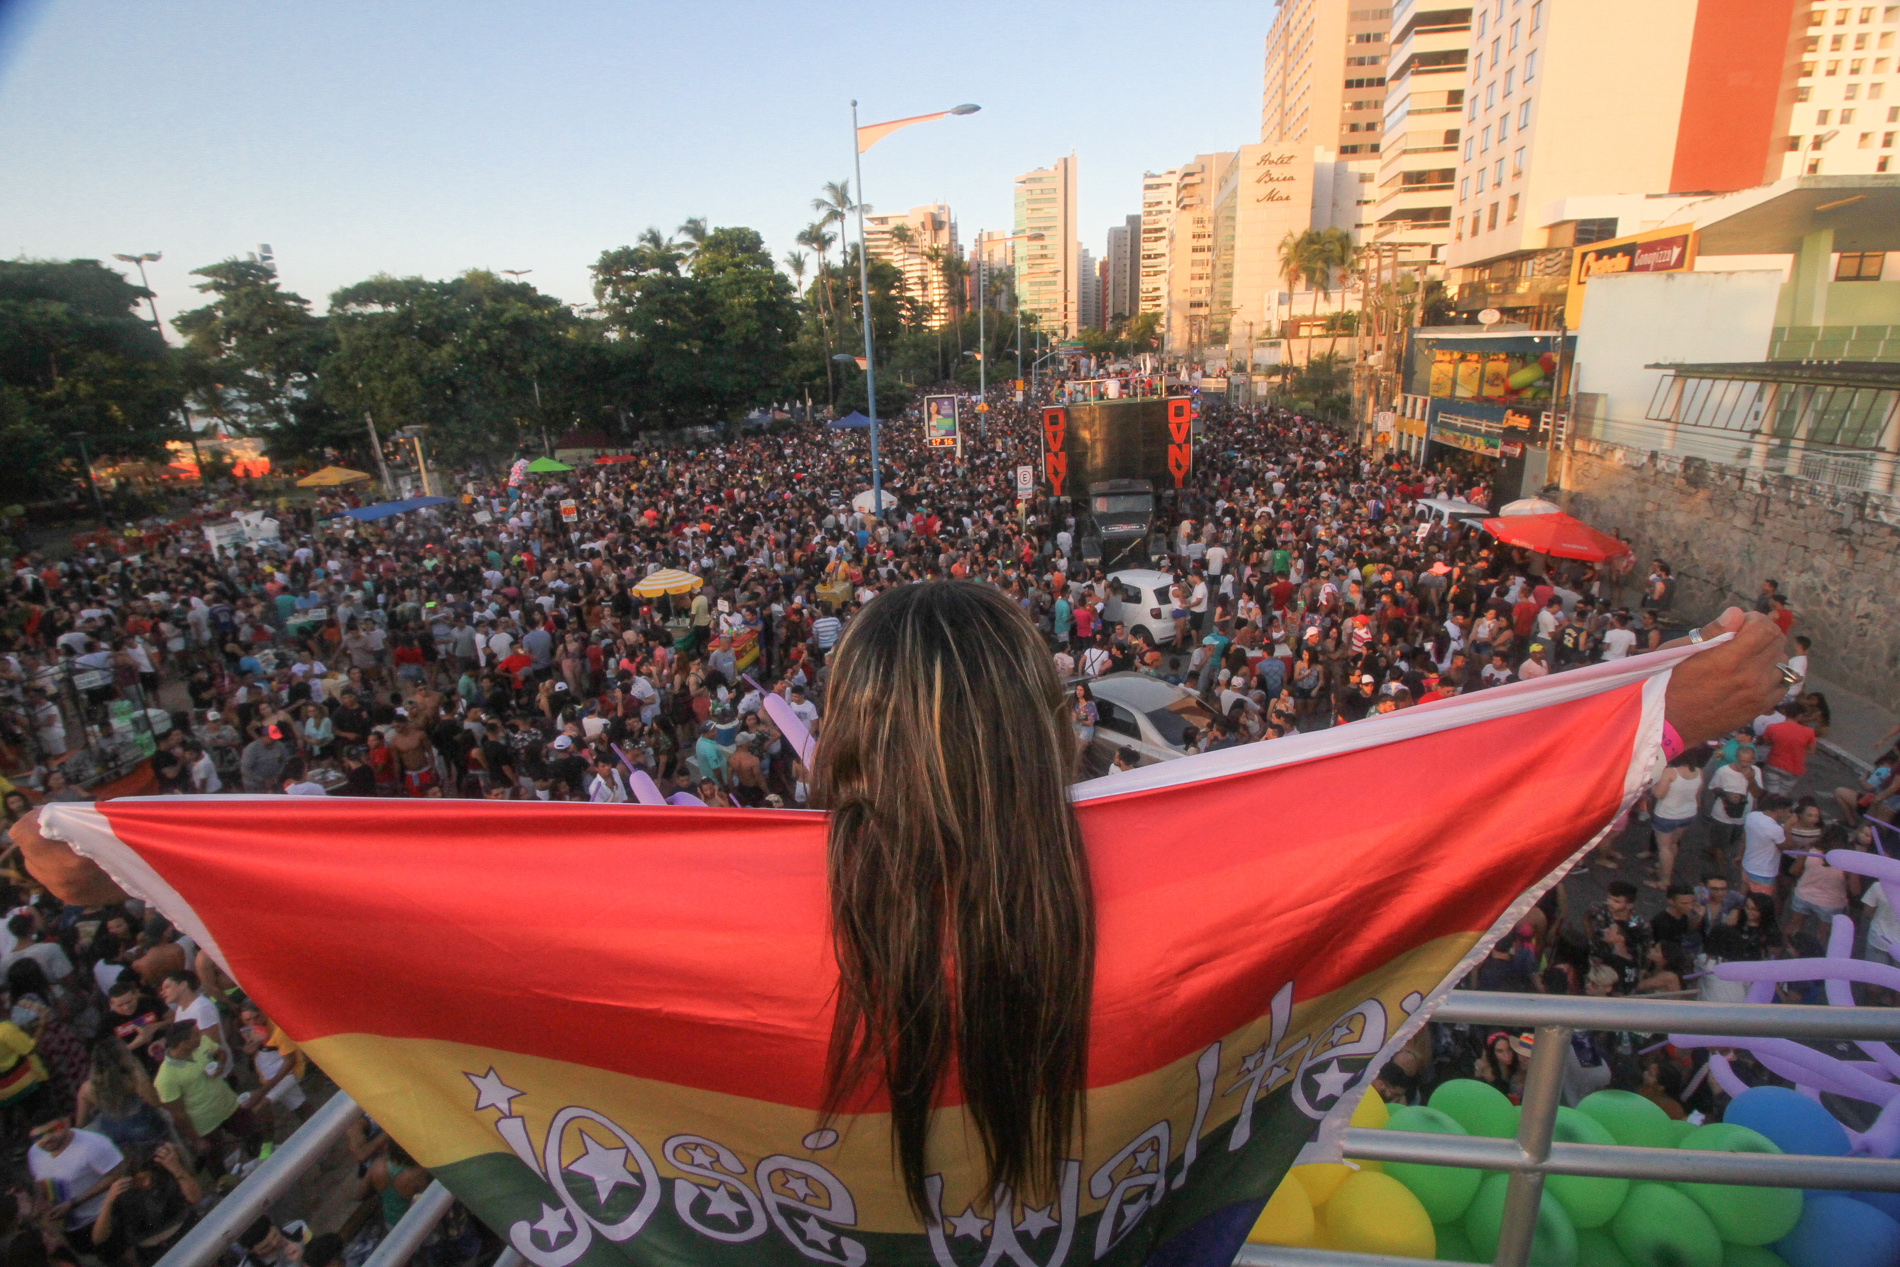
[1014,155,1081,338]
[862,204,960,329]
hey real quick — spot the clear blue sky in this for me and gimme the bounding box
[0,0,1271,327]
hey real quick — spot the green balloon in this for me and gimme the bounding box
[1661,1118,1697,1145]
[1610,1183,1723,1267]
[1674,1124,1803,1245]
[1547,1108,1632,1228]
[1435,1220,1481,1263]
[1721,1245,1789,1267]
[1429,1078,1521,1139]
[1576,1227,1635,1267]
[1465,1173,1580,1267]
[1577,1090,1679,1150]
[1384,1107,1485,1223]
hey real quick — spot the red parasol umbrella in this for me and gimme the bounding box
[1481,512,1633,562]
[593,454,640,464]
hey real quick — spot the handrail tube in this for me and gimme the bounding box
[1236,1246,1439,1266]
[1431,990,1900,1040]
[155,1092,364,1267]
[361,1181,456,1267]
[1493,1025,1566,1267]
[1342,1127,1900,1190]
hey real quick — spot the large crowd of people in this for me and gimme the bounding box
[0,380,1883,1266]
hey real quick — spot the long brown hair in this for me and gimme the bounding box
[814,581,1094,1219]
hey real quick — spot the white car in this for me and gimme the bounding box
[1080,672,1217,766]
[1098,568,1180,646]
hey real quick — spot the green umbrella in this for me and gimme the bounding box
[525,456,573,473]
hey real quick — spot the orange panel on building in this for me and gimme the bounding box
[1669,0,1802,193]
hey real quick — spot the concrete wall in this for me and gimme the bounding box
[1573,269,1783,461]
[1559,439,1900,710]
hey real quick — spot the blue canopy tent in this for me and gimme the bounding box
[329,496,453,522]
[828,411,872,430]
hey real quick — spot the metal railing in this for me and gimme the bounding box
[1236,991,1900,1267]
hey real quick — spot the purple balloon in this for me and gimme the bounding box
[627,769,666,806]
[1826,915,1900,1081]
[666,791,706,807]
[1851,1093,1900,1159]
[1669,1034,1898,1105]
[762,693,816,767]
[1716,956,1900,993]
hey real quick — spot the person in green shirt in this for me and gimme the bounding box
[152,1022,241,1147]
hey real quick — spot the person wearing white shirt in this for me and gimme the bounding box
[27,1122,124,1237]
[1600,613,1638,661]
[1741,802,1792,895]
[1863,881,1900,970]
[188,746,222,794]
[1781,636,1810,704]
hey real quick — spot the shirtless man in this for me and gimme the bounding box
[727,733,767,808]
[389,716,437,797]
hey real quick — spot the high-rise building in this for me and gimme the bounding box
[1447,0,1830,320]
[1210,141,1320,362]
[1168,153,1237,353]
[970,229,1017,314]
[1137,170,1179,324]
[1372,0,1470,256]
[1078,247,1101,330]
[1014,156,1081,337]
[1260,2,1394,158]
[862,204,960,329]
[1105,214,1140,325]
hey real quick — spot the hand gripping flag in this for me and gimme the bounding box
[37,647,1691,1267]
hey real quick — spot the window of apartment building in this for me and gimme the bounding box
[1486,81,1497,108]
[1863,4,1877,16]
[1887,130,1898,144]
[1809,157,1824,171]
[1819,108,1833,122]
[1519,100,1532,127]
[1874,81,1890,96]
[1472,51,1483,77]
[1803,60,1817,76]
[1504,68,1515,95]
[1530,1,1541,29]
[1470,96,1480,121]
[1509,19,1520,49]
[1492,36,1501,63]
[1806,35,1822,50]
[1828,59,1841,72]
[1488,202,1500,230]
[1498,113,1511,141]
[1836,6,1850,20]
[1494,157,1506,183]
[1892,106,1900,119]
[1481,124,1492,150]
[1507,194,1520,222]
[1465,136,1477,160]
[1475,167,1487,193]
[1848,81,1862,95]
[1574,218,1619,244]
[1513,146,1526,174]
[1477,9,1487,36]
[1845,107,1858,120]
[1812,133,1828,147]
[1882,155,1894,169]
[1460,176,1471,201]
[1472,212,1483,236]
[1789,134,1805,149]
[1524,49,1538,80]
[1837,251,1886,279]
[1857,30,1871,45]
[1797,85,1813,100]
[1833,32,1847,47]
[1863,130,1877,144]
[1851,57,1865,70]
[1808,6,1824,22]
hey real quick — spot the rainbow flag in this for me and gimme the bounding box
[38,649,1686,1266]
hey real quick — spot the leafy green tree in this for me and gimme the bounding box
[0,259,184,501]
[172,258,342,458]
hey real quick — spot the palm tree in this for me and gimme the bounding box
[782,250,808,296]
[797,224,839,409]
[887,222,915,324]
[677,217,709,265]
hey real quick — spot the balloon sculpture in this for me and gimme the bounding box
[1248,856,1900,1267]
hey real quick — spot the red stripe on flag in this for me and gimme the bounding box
[82,680,1641,1108]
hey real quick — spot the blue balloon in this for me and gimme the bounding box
[1847,1189,1900,1224]
[1723,1087,1851,1158]
[1775,1194,1900,1267]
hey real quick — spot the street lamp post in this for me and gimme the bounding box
[850,99,979,515]
[113,252,163,333]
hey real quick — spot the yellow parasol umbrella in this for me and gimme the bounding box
[296,465,374,488]
[630,568,704,597]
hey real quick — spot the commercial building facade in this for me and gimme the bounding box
[1105,213,1140,326]
[1372,0,1470,256]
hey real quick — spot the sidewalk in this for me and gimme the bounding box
[1806,671,1894,773]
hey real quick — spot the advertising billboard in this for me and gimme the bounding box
[1041,397,1191,499]
[923,394,960,451]
[1565,224,1697,326]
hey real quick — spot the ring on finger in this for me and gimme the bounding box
[1688,628,1705,644]
[1776,663,1800,684]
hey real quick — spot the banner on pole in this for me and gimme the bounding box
[923,394,960,453]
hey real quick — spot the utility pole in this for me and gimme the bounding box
[364,410,394,495]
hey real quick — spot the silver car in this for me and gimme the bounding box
[1076,671,1217,766]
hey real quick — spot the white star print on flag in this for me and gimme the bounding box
[529,1204,570,1245]
[465,1067,523,1115]
[565,1132,640,1204]
[1016,1204,1059,1238]
[1311,1059,1355,1101]
[947,1206,990,1239]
